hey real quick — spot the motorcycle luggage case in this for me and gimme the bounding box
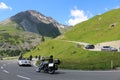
[54,59,60,65]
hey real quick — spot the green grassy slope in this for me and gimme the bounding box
[0,21,42,57]
[24,9,120,70]
[60,9,120,44]
[24,40,120,70]
[0,21,24,44]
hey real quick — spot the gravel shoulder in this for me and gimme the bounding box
[62,40,120,52]
[90,40,120,52]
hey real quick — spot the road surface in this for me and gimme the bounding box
[1,60,120,80]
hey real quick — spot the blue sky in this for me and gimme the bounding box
[0,0,120,26]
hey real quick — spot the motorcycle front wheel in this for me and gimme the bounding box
[48,68,55,74]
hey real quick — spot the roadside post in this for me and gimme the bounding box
[111,60,113,69]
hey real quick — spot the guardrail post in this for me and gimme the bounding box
[111,60,113,69]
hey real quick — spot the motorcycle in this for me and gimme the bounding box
[36,59,60,74]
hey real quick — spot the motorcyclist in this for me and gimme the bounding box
[39,55,53,67]
[36,55,59,74]
[39,56,45,68]
[48,55,53,63]
[29,55,32,61]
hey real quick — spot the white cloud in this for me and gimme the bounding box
[0,2,12,10]
[105,8,109,11]
[115,6,120,9]
[67,7,90,26]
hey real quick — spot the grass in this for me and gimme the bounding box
[2,56,18,60]
[0,22,24,44]
[60,9,120,44]
[0,22,41,44]
[24,40,120,70]
[0,21,42,57]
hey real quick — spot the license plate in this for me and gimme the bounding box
[25,61,27,63]
[49,63,54,67]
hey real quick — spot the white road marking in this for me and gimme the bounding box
[3,70,10,74]
[1,66,3,69]
[17,75,31,80]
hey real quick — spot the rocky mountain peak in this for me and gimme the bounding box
[8,10,66,38]
[11,10,64,28]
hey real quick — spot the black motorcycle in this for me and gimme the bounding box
[36,59,60,74]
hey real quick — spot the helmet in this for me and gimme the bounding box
[50,55,53,58]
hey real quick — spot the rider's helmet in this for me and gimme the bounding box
[49,55,53,63]
[50,55,53,58]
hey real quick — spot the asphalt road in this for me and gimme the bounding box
[1,60,120,80]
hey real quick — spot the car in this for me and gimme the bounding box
[18,58,32,66]
[85,44,95,49]
[101,46,118,52]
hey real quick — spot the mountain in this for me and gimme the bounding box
[60,8,120,44]
[1,10,66,38]
[0,10,68,56]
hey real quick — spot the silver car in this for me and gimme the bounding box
[18,58,32,66]
[101,46,118,52]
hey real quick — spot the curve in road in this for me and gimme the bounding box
[1,60,120,80]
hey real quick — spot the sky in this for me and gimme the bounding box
[0,0,120,26]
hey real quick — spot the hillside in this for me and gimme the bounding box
[0,23,41,56]
[59,9,120,44]
[24,9,120,70]
[24,40,120,70]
